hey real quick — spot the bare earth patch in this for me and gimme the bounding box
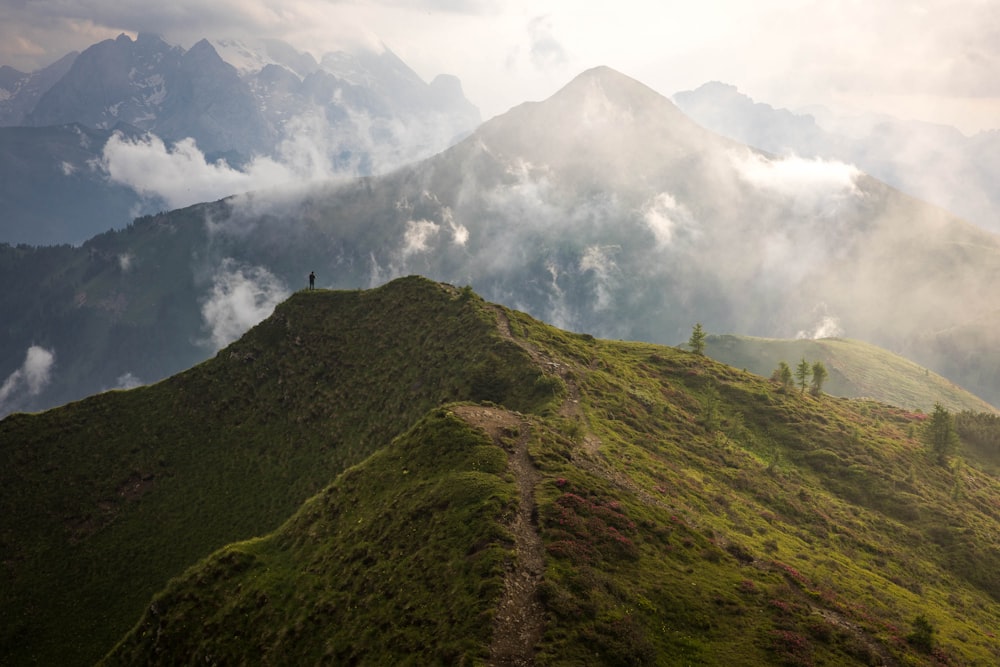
[452,405,544,666]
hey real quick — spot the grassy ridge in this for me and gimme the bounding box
[6,279,1000,665]
[0,277,557,666]
[94,298,1000,665]
[103,408,517,665]
[704,333,997,413]
[513,316,1000,665]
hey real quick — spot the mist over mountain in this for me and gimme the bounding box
[674,81,1000,235]
[3,66,1000,417]
[0,34,480,245]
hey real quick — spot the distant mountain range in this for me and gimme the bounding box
[5,37,999,251]
[0,33,480,245]
[3,66,1000,416]
[4,277,1000,665]
[674,82,1000,235]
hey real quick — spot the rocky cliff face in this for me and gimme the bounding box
[0,34,482,244]
[0,53,78,126]
[24,34,272,158]
[18,34,480,164]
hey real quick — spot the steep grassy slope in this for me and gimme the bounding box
[104,408,519,665]
[0,277,559,666]
[704,334,997,414]
[99,291,1000,665]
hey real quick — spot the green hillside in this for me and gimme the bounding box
[0,277,557,666]
[704,334,997,414]
[5,278,1000,665]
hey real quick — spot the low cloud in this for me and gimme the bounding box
[0,345,55,413]
[400,209,468,258]
[114,372,144,390]
[101,113,342,210]
[200,258,290,350]
[99,106,454,215]
[796,308,845,340]
[641,192,696,246]
[730,150,861,199]
[579,244,620,311]
[402,219,443,257]
[527,15,567,69]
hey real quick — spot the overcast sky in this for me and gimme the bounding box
[1,0,998,134]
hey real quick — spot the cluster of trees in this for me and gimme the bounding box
[685,323,985,468]
[954,410,1000,453]
[953,409,1000,469]
[772,358,828,396]
[685,325,829,397]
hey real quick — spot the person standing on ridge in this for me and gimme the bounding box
[308,271,316,290]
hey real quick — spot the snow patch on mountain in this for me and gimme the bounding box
[212,39,301,80]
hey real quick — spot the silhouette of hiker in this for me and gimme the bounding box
[308,271,316,290]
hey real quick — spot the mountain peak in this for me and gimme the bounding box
[570,64,624,81]
[557,65,667,105]
[471,65,728,190]
[186,38,222,60]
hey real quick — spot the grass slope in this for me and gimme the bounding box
[0,276,557,666]
[97,296,1000,665]
[6,279,1000,666]
[103,408,518,665]
[704,334,997,413]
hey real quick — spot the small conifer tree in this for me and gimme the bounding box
[771,361,793,392]
[794,358,811,394]
[924,402,959,464]
[907,614,936,653]
[810,361,828,396]
[689,323,707,355]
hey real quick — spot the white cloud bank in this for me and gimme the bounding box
[730,151,861,198]
[796,306,845,340]
[100,113,341,210]
[0,345,55,413]
[201,259,290,350]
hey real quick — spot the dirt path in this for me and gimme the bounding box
[489,305,671,508]
[489,306,598,455]
[452,405,544,666]
[461,308,674,663]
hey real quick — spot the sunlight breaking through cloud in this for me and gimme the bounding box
[730,151,861,198]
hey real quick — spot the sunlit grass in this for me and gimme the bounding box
[4,277,1000,666]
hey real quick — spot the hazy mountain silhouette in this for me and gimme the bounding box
[3,66,999,415]
[675,81,1000,235]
